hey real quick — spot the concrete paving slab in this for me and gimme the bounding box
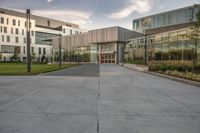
[0,64,200,133]
[43,63,100,77]
[99,64,200,133]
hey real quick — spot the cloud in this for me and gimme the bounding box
[108,0,159,19]
[32,9,93,28]
[47,0,54,3]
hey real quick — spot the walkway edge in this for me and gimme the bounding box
[147,71,200,87]
[123,64,200,87]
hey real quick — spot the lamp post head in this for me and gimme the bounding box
[26,9,30,14]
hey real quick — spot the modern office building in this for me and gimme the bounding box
[0,8,85,62]
[2,4,199,64]
[52,26,142,64]
[126,4,200,63]
[51,4,200,64]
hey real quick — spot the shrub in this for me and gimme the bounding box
[149,61,199,73]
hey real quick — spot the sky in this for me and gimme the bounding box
[0,0,200,30]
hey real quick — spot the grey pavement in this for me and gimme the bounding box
[0,64,200,133]
[43,63,100,77]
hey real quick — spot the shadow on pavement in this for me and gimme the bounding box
[43,63,100,77]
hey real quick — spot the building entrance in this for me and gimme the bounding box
[99,54,115,63]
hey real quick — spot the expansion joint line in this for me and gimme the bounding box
[97,73,100,133]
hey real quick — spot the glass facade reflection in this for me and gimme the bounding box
[53,45,98,63]
[125,28,200,63]
[133,6,199,33]
[35,32,60,45]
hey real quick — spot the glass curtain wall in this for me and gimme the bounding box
[125,37,145,62]
[133,6,198,33]
[53,45,97,63]
[125,28,200,63]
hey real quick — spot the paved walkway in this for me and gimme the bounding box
[43,63,100,77]
[0,64,200,133]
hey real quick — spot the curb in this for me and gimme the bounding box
[147,71,200,87]
[122,64,200,87]
[123,64,149,72]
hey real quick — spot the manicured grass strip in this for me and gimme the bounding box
[0,63,78,75]
[125,60,145,65]
[161,71,200,82]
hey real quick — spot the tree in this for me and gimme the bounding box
[181,8,200,68]
[12,47,19,61]
[31,53,36,62]
[41,55,47,63]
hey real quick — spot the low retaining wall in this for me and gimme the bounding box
[123,63,149,72]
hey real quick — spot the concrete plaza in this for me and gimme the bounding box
[0,64,199,133]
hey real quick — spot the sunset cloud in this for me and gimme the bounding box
[32,9,93,26]
[108,0,159,19]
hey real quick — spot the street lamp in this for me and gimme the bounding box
[144,36,147,65]
[26,9,31,73]
[59,35,62,67]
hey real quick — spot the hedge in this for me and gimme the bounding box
[148,61,199,73]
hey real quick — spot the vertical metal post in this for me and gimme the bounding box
[26,9,31,73]
[78,50,80,64]
[181,40,184,62]
[144,36,147,65]
[59,37,62,67]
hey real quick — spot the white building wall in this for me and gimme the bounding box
[0,13,35,61]
[0,13,85,62]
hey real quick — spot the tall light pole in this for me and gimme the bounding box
[26,9,31,73]
[144,36,147,65]
[59,36,62,67]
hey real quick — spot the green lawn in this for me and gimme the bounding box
[125,60,145,65]
[0,63,78,75]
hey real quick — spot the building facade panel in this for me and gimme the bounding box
[0,8,84,62]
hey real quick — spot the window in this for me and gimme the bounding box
[15,37,19,43]
[154,15,163,27]
[176,10,185,24]
[43,48,46,55]
[32,47,34,53]
[133,20,139,31]
[23,46,25,54]
[13,19,16,26]
[24,37,26,44]
[11,28,13,34]
[0,26,2,33]
[22,29,24,35]
[6,36,10,42]
[18,20,20,26]
[39,47,41,55]
[6,18,9,24]
[24,22,26,27]
[31,30,34,36]
[1,17,4,24]
[63,29,65,34]
[163,14,170,25]
[1,45,15,53]
[47,20,50,27]
[15,28,19,34]
[4,27,7,33]
[2,35,4,42]
[35,31,60,45]
[70,30,72,34]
